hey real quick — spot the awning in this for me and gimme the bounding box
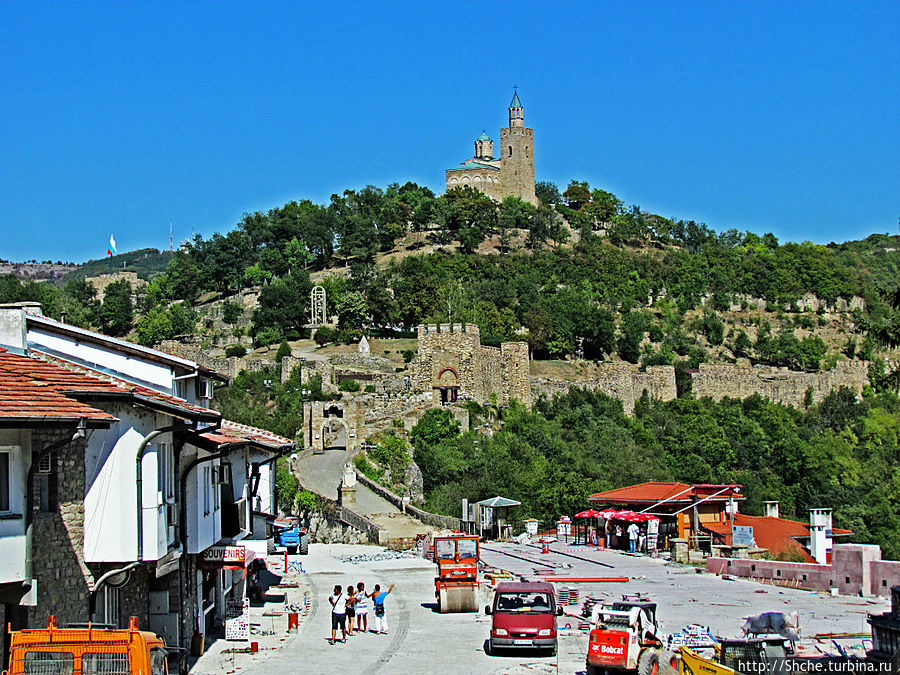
[477,496,521,508]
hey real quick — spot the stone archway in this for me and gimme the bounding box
[435,367,460,404]
[320,418,349,451]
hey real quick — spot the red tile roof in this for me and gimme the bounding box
[0,349,115,424]
[200,420,293,451]
[29,350,219,421]
[703,514,853,562]
[589,482,743,504]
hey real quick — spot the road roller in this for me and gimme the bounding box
[433,533,480,613]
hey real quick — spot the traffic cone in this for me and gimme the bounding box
[542,540,549,554]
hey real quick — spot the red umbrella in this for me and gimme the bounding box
[613,510,639,521]
[575,509,602,518]
[596,508,620,519]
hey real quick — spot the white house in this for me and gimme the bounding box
[0,303,293,652]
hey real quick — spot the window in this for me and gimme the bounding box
[197,377,213,400]
[203,466,211,515]
[22,652,74,674]
[94,585,120,626]
[149,650,167,675]
[0,451,9,512]
[82,652,129,675]
[157,443,174,501]
[508,146,512,157]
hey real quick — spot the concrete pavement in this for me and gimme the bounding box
[189,541,889,675]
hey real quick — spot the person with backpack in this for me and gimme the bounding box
[329,584,347,644]
[368,583,394,634]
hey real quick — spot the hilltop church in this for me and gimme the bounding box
[445,90,537,206]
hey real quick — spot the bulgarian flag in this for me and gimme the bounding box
[107,234,117,256]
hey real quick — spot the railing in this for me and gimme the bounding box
[355,471,462,531]
[295,481,387,546]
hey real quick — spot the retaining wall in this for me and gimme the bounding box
[355,472,462,531]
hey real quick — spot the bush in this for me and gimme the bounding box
[275,340,292,362]
[297,490,316,512]
[339,379,360,392]
[401,349,416,363]
[354,454,383,482]
[222,300,243,325]
[314,326,335,346]
[364,384,376,393]
[255,326,282,347]
[224,344,247,358]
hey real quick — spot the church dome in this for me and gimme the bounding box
[477,131,492,142]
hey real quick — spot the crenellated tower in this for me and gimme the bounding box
[499,89,537,205]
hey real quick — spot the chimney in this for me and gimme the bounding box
[764,501,779,518]
[0,303,40,350]
[809,508,833,564]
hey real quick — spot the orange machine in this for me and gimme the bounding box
[433,534,480,613]
[5,616,169,675]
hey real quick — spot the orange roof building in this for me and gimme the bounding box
[589,482,744,545]
[703,514,852,563]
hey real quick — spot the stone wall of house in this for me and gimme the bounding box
[531,364,677,415]
[28,429,93,627]
[690,359,869,406]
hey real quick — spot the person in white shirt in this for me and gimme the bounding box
[627,522,640,553]
[329,584,347,643]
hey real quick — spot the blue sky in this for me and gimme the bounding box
[1,1,898,262]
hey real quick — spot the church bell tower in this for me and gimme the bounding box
[499,89,536,205]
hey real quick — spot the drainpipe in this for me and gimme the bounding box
[178,444,235,648]
[24,422,87,585]
[136,424,191,562]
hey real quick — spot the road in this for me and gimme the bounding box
[294,449,431,539]
[189,541,888,674]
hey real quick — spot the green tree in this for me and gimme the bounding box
[335,290,369,329]
[99,280,133,337]
[535,181,562,205]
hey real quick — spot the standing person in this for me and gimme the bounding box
[329,584,346,644]
[627,522,640,553]
[605,520,613,549]
[355,582,368,633]
[638,526,647,553]
[369,583,394,635]
[615,524,623,549]
[345,586,356,636]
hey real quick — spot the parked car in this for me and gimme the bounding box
[485,581,561,656]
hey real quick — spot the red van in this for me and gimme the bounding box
[485,581,561,656]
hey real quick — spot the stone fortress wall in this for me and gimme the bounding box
[532,364,677,415]
[690,359,870,406]
[85,271,148,297]
[408,323,531,407]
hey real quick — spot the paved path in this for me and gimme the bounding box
[294,449,431,540]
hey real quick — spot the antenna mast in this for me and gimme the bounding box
[170,220,174,252]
